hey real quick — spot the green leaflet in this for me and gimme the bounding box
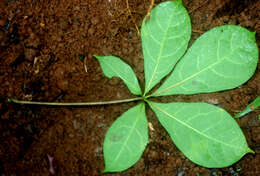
[103,103,148,172]
[148,101,253,168]
[153,25,258,96]
[142,1,191,95]
[94,55,142,95]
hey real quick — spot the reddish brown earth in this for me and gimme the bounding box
[0,0,259,175]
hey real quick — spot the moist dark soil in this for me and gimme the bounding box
[0,0,259,175]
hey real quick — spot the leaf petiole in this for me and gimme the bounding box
[8,97,143,106]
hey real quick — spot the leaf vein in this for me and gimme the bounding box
[112,104,144,164]
[145,12,175,94]
[152,103,244,151]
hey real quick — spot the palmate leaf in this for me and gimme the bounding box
[103,103,148,172]
[94,55,142,95]
[142,0,191,95]
[95,1,259,173]
[148,101,253,168]
[153,25,259,96]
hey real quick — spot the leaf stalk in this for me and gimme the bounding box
[8,97,143,106]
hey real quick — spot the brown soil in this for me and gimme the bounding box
[0,0,259,175]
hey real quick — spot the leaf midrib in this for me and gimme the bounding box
[112,103,144,165]
[145,11,175,95]
[154,60,221,96]
[151,102,245,151]
[153,31,246,96]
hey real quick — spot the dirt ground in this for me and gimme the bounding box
[0,0,259,175]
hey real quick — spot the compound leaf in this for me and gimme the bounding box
[103,103,148,172]
[154,25,258,96]
[149,101,253,168]
[95,55,142,95]
[142,0,191,95]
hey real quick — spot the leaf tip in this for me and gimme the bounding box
[93,55,104,63]
[93,54,100,59]
[249,31,257,40]
[176,0,183,4]
[247,148,255,154]
[102,168,109,173]
[103,165,114,173]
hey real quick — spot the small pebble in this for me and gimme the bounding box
[207,98,219,104]
[175,168,184,176]
[116,92,121,98]
[97,122,105,128]
[210,169,219,176]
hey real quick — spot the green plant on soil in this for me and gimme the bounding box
[9,0,259,173]
[235,96,260,119]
